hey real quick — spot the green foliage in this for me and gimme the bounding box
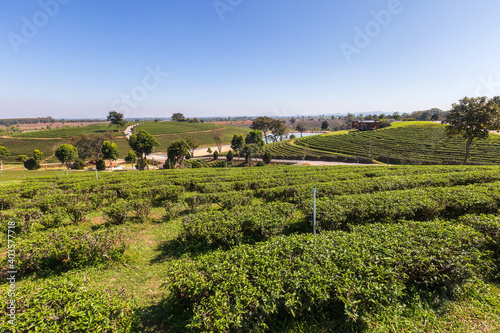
[226,150,234,162]
[23,158,41,170]
[71,158,85,170]
[165,221,489,332]
[167,139,190,167]
[445,96,500,163]
[96,159,106,171]
[129,129,160,170]
[231,134,245,151]
[55,144,79,168]
[16,154,28,162]
[263,151,272,164]
[245,130,265,147]
[12,226,126,273]
[124,150,137,166]
[213,150,219,160]
[33,149,44,161]
[256,161,266,167]
[107,110,126,131]
[0,278,138,332]
[0,146,10,157]
[103,199,131,225]
[101,141,120,161]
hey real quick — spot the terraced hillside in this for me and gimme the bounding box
[1,164,500,331]
[265,123,500,164]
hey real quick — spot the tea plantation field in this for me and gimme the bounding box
[1,164,500,332]
[264,122,500,165]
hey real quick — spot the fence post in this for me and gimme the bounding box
[313,188,317,235]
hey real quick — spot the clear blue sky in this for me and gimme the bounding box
[1,0,500,119]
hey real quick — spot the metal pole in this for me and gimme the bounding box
[313,188,316,235]
[96,168,98,180]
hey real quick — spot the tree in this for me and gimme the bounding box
[263,152,272,164]
[17,155,28,162]
[207,146,212,154]
[271,119,288,142]
[72,133,113,162]
[213,150,219,160]
[295,123,307,137]
[33,149,44,162]
[231,134,245,154]
[245,130,265,147]
[167,139,190,168]
[290,117,297,124]
[250,116,274,144]
[213,129,225,153]
[0,146,10,157]
[107,111,126,131]
[431,113,440,121]
[186,137,199,156]
[102,141,120,169]
[321,120,329,131]
[444,96,500,164]
[242,143,260,166]
[55,144,79,169]
[129,130,160,170]
[24,159,40,170]
[124,150,137,169]
[172,113,186,122]
[226,150,234,162]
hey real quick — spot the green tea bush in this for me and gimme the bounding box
[130,198,152,223]
[165,221,490,332]
[0,278,138,332]
[310,182,500,231]
[180,202,299,248]
[103,199,131,225]
[13,227,126,274]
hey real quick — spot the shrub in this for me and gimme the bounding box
[23,158,40,170]
[226,150,234,162]
[71,157,85,170]
[96,159,106,171]
[131,199,152,223]
[213,150,219,160]
[165,221,489,332]
[13,227,126,274]
[263,151,272,164]
[0,278,138,332]
[256,161,266,167]
[104,199,131,225]
[17,154,28,162]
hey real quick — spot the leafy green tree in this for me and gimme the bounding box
[226,150,234,162]
[124,150,137,169]
[0,146,10,157]
[242,143,260,166]
[33,149,44,162]
[55,144,79,169]
[72,133,113,162]
[321,120,329,131]
[102,141,120,169]
[250,116,274,144]
[295,123,307,137]
[107,111,126,131]
[290,117,296,124]
[213,150,219,160]
[263,152,272,164]
[245,130,265,147]
[431,113,440,121]
[185,137,199,156]
[167,139,190,168]
[231,134,245,155]
[129,130,160,170]
[96,159,106,171]
[24,159,40,170]
[444,96,500,164]
[17,155,28,162]
[207,146,212,154]
[271,119,287,142]
[172,113,186,122]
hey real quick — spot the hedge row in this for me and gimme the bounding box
[164,221,490,332]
